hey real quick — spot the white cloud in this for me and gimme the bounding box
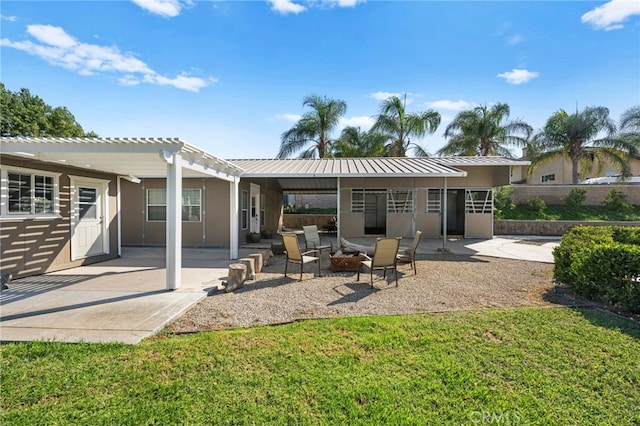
[582,0,640,31]
[1,15,17,22]
[267,0,365,15]
[497,68,540,85]
[274,113,302,122]
[506,34,523,46]
[427,100,471,111]
[0,24,210,92]
[368,91,414,105]
[268,0,307,15]
[339,116,375,130]
[131,0,185,18]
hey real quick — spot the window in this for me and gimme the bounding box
[351,189,365,213]
[465,189,493,214]
[241,190,249,229]
[260,194,265,227]
[3,169,58,216]
[387,189,413,213]
[541,174,555,183]
[426,189,441,213]
[146,188,201,222]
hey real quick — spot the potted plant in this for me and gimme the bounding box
[261,229,273,239]
[248,232,261,243]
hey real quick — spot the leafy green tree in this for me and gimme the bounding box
[530,106,640,184]
[437,103,532,157]
[277,94,347,158]
[331,126,386,157]
[1,83,96,137]
[371,95,440,157]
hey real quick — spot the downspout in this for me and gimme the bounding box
[229,176,240,259]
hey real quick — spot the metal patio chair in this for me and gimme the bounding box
[302,225,334,258]
[397,230,422,275]
[357,237,402,287]
[282,233,321,281]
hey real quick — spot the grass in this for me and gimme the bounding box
[500,204,640,221]
[1,308,639,425]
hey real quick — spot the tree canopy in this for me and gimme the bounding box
[371,95,440,157]
[1,83,97,138]
[529,106,640,184]
[331,126,386,158]
[437,103,532,157]
[277,94,346,158]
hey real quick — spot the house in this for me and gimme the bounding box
[511,153,640,185]
[1,136,528,286]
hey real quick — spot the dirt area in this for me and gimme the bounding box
[164,252,582,334]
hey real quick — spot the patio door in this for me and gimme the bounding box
[249,183,260,234]
[364,191,386,235]
[71,177,108,260]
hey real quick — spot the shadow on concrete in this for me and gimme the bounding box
[0,273,120,306]
[1,288,168,322]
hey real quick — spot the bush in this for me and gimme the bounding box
[604,189,629,211]
[525,196,546,215]
[493,186,515,219]
[566,187,587,208]
[553,225,640,313]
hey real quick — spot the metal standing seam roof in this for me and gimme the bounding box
[435,156,531,166]
[0,136,244,179]
[228,158,468,178]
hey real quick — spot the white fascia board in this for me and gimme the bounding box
[241,171,467,178]
[0,139,183,154]
[177,156,239,182]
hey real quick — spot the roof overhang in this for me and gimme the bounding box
[0,137,243,182]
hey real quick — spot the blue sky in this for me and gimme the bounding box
[1,0,639,159]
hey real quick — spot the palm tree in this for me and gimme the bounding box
[437,103,532,157]
[277,94,347,158]
[371,95,440,157]
[530,106,640,184]
[331,126,386,157]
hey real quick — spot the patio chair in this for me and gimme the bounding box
[357,237,402,287]
[281,233,321,281]
[397,230,422,275]
[302,225,333,258]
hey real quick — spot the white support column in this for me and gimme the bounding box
[336,177,341,243]
[166,153,183,290]
[117,177,122,257]
[442,177,448,252]
[229,177,240,259]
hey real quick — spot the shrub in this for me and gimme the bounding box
[553,225,640,313]
[565,187,587,208]
[604,189,629,211]
[493,186,515,219]
[525,196,546,215]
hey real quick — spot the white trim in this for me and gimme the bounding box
[0,166,62,218]
[69,175,110,261]
[165,153,182,290]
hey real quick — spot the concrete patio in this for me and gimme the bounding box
[0,236,559,344]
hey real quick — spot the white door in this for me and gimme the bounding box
[250,183,260,234]
[72,180,107,259]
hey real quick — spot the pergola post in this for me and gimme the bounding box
[166,152,183,290]
[336,177,341,243]
[229,177,240,259]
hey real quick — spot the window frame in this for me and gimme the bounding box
[241,190,249,230]
[0,166,61,219]
[145,188,202,222]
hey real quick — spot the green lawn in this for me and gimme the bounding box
[2,308,639,425]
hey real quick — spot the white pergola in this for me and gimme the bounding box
[0,137,244,290]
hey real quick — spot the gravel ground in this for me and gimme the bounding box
[165,252,561,334]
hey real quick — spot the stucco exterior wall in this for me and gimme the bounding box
[121,178,232,247]
[0,155,118,279]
